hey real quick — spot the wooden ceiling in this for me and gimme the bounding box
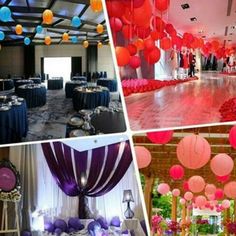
[133,124,236,191]
[0,0,108,45]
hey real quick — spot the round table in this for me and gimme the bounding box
[15,80,33,91]
[97,79,117,92]
[65,81,87,98]
[0,79,14,91]
[71,76,87,81]
[48,77,63,90]
[72,87,110,111]
[29,77,41,84]
[16,84,47,108]
[0,99,28,144]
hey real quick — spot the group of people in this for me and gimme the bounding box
[170,47,196,79]
[223,54,236,73]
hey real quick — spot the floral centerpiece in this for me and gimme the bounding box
[151,215,167,235]
[224,221,236,234]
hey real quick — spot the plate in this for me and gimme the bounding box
[68,117,84,127]
[17,98,24,102]
[79,109,93,116]
[12,102,22,106]
[0,106,10,111]
[69,129,89,137]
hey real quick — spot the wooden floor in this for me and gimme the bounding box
[125,72,236,131]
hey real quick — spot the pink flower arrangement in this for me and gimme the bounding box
[167,221,181,233]
[151,215,165,234]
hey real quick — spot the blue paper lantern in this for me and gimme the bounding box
[0,31,5,40]
[71,16,81,27]
[36,25,43,34]
[71,36,78,43]
[24,37,31,45]
[0,6,11,22]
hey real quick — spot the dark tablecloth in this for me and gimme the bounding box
[0,100,28,144]
[71,76,87,81]
[72,88,110,111]
[48,78,63,90]
[0,79,14,91]
[29,77,41,84]
[15,80,33,92]
[16,85,47,108]
[65,81,87,98]
[97,79,117,92]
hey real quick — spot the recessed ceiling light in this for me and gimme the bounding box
[181,3,190,9]
[190,17,197,22]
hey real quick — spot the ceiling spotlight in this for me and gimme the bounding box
[181,3,190,9]
[190,17,197,22]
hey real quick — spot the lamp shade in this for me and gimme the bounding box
[123,190,134,202]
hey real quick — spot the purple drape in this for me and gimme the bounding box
[41,141,132,217]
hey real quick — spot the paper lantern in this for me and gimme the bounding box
[42,9,53,25]
[177,134,211,169]
[222,200,231,209]
[71,36,78,44]
[90,0,102,13]
[97,42,103,48]
[96,24,104,34]
[205,184,216,195]
[155,0,170,12]
[62,33,69,41]
[15,24,23,35]
[127,44,137,56]
[169,165,184,180]
[115,46,130,66]
[183,181,189,192]
[210,153,234,176]
[215,188,224,200]
[179,198,186,205]
[184,192,193,201]
[188,176,205,193]
[44,36,51,45]
[195,196,207,208]
[207,194,215,201]
[229,126,236,149]
[0,31,5,40]
[134,146,152,169]
[147,130,173,144]
[224,182,236,199]
[129,56,141,69]
[24,37,31,45]
[36,25,43,34]
[160,37,172,50]
[71,16,81,27]
[110,17,122,32]
[216,175,230,183]
[157,183,170,195]
[172,189,180,197]
[83,40,89,48]
[0,6,11,22]
[144,47,161,64]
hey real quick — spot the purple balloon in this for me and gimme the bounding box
[0,167,16,191]
[21,231,31,236]
[87,221,101,232]
[96,218,108,230]
[68,227,75,233]
[54,228,62,236]
[45,221,54,233]
[68,218,84,231]
[110,216,121,227]
[54,219,67,232]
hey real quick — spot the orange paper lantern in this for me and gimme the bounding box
[90,0,102,13]
[96,24,104,34]
[83,40,89,48]
[62,32,69,41]
[44,36,52,45]
[15,24,23,35]
[43,9,53,25]
[97,41,103,48]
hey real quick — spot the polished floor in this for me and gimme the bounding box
[125,72,236,130]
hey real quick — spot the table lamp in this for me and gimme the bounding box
[123,189,134,219]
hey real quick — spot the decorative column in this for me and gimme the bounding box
[181,204,186,236]
[223,208,230,236]
[171,196,177,236]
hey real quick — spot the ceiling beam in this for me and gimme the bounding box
[58,0,90,5]
[25,0,30,9]
[4,0,12,5]
[79,5,89,17]
[8,6,46,14]
[52,19,64,27]
[47,0,58,9]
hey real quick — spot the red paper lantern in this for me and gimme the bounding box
[210,153,234,176]
[224,182,236,199]
[127,44,137,56]
[110,17,123,32]
[134,146,152,169]
[169,165,185,180]
[229,126,236,149]
[146,130,173,144]
[160,37,172,50]
[195,196,207,208]
[215,188,224,200]
[144,38,155,51]
[106,1,125,18]
[184,192,193,201]
[129,56,141,69]
[144,46,161,64]
[177,134,211,169]
[188,176,206,193]
[157,183,170,195]
[115,46,130,66]
[216,175,230,183]
[155,0,170,12]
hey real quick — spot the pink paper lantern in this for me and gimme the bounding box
[216,174,230,183]
[188,176,206,193]
[205,184,216,195]
[177,134,211,169]
[229,125,236,149]
[184,191,193,201]
[224,181,236,199]
[169,165,185,180]
[215,188,224,200]
[172,188,180,197]
[222,199,231,209]
[195,195,207,208]
[210,153,234,176]
[134,146,152,169]
[147,130,173,144]
[206,194,215,201]
[157,183,170,195]
[179,198,186,205]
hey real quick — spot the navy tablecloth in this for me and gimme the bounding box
[71,76,87,81]
[65,81,87,98]
[0,79,14,91]
[16,85,47,108]
[72,88,110,111]
[29,77,41,84]
[0,100,28,144]
[97,79,117,92]
[15,80,33,91]
[48,78,63,90]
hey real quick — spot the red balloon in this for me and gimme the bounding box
[151,16,166,32]
[172,36,182,49]
[106,1,125,18]
[129,56,141,69]
[165,23,174,34]
[155,0,170,12]
[147,130,173,144]
[216,175,230,183]
[135,26,151,39]
[110,17,123,32]
[211,40,220,51]
[229,126,236,149]
[169,165,185,180]
[115,47,131,66]
[122,24,134,39]
[150,31,162,40]
[127,44,137,56]
[160,37,172,50]
[122,0,145,8]
[144,37,156,51]
[214,189,224,200]
[144,46,161,64]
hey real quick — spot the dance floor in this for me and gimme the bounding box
[125,72,236,130]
